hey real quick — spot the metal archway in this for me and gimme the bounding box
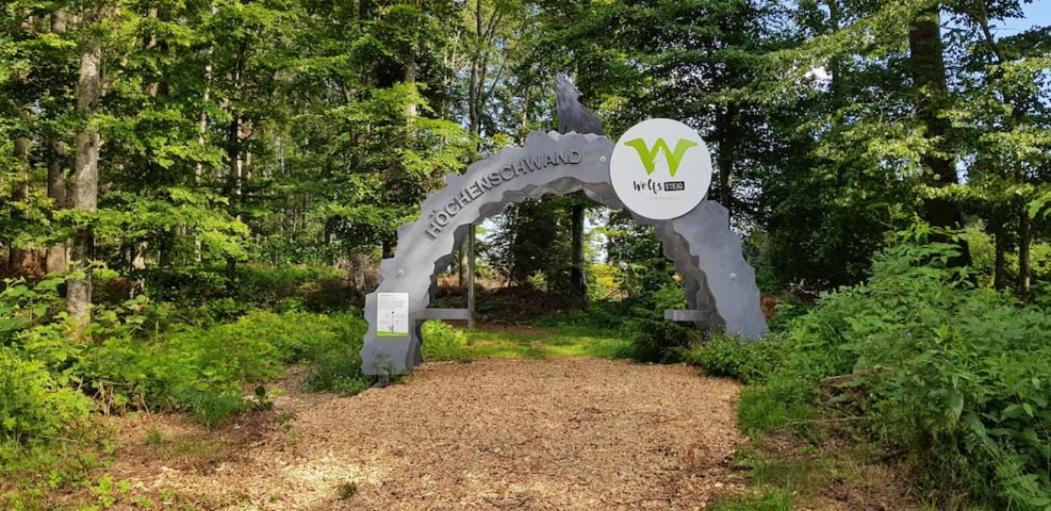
[361,130,767,376]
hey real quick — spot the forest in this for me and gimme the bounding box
[1,0,1049,509]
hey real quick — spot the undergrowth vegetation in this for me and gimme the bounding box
[689,229,1051,510]
[1,265,372,508]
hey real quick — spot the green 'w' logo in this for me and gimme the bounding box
[623,138,699,177]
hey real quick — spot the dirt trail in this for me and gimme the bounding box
[109,359,746,510]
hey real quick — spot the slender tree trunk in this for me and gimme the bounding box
[131,242,148,270]
[145,6,177,268]
[714,105,737,219]
[466,224,476,328]
[467,0,482,145]
[194,9,215,263]
[404,47,417,122]
[46,137,68,272]
[224,113,243,277]
[13,134,30,200]
[68,18,103,337]
[908,6,970,266]
[457,246,465,286]
[45,9,70,275]
[993,222,1007,291]
[9,132,36,276]
[352,252,367,291]
[8,12,39,277]
[827,0,843,99]
[569,201,586,304]
[1017,202,1032,297]
[158,236,172,267]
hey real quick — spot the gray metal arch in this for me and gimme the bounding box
[361,130,767,376]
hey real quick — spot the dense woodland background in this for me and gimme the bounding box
[1,0,1050,509]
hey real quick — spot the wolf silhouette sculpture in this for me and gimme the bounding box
[555,74,605,136]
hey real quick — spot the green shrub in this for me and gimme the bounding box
[302,314,369,394]
[0,276,66,346]
[535,301,633,332]
[144,264,360,314]
[174,388,252,429]
[744,229,1051,509]
[685,336,784,384]
[0,349,92,445]
[69,309,369,423]
[421,321,468,361]
[625,283,697,362]
[305,341,368,395]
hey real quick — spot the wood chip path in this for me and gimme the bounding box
[109,358,746,510]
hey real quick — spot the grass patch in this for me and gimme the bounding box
[715,436,919,510]
[708,490,792,511]
[420,323,634,361]
[0,426,115,511]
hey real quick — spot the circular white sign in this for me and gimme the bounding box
[609,118,712,220]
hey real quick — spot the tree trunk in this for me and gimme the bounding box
[466,223,476,328]
[131,241,148,270]
[405,47,417,122]
[714,104,737,219]
[907,6,970,265]
[351,252,367,291]
[1017,202,1031,297]
[44,8,71,275]
[457,246,465,287]
[8,12,39,277]
[68,22,103,337]
[193,3,217,264]
[46,137,68,272]
[993,223,1006,291]
[467,0,483,151]
[224,114,242,276]
[827,0,843,99]
[8,134,38,277]
[569,202,586,304]
[13,134,30,199]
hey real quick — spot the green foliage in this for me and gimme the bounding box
[302,315,369,395]
[625,283,697,363]
[685,336,784,385]
[3,273,370,429]
[487,324,631,359]
[174,389,252,430]
[145,264,361,316]
[535,301,633,332]
[421,321,469,361]
[0,348,92,445]
[737,384,812,435]
[736,230,1051,508]
[1,0,1049,508]
[0,276,65,345]
[67,309,332,417]
[486,198,576,289]
[0,426,114,511]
